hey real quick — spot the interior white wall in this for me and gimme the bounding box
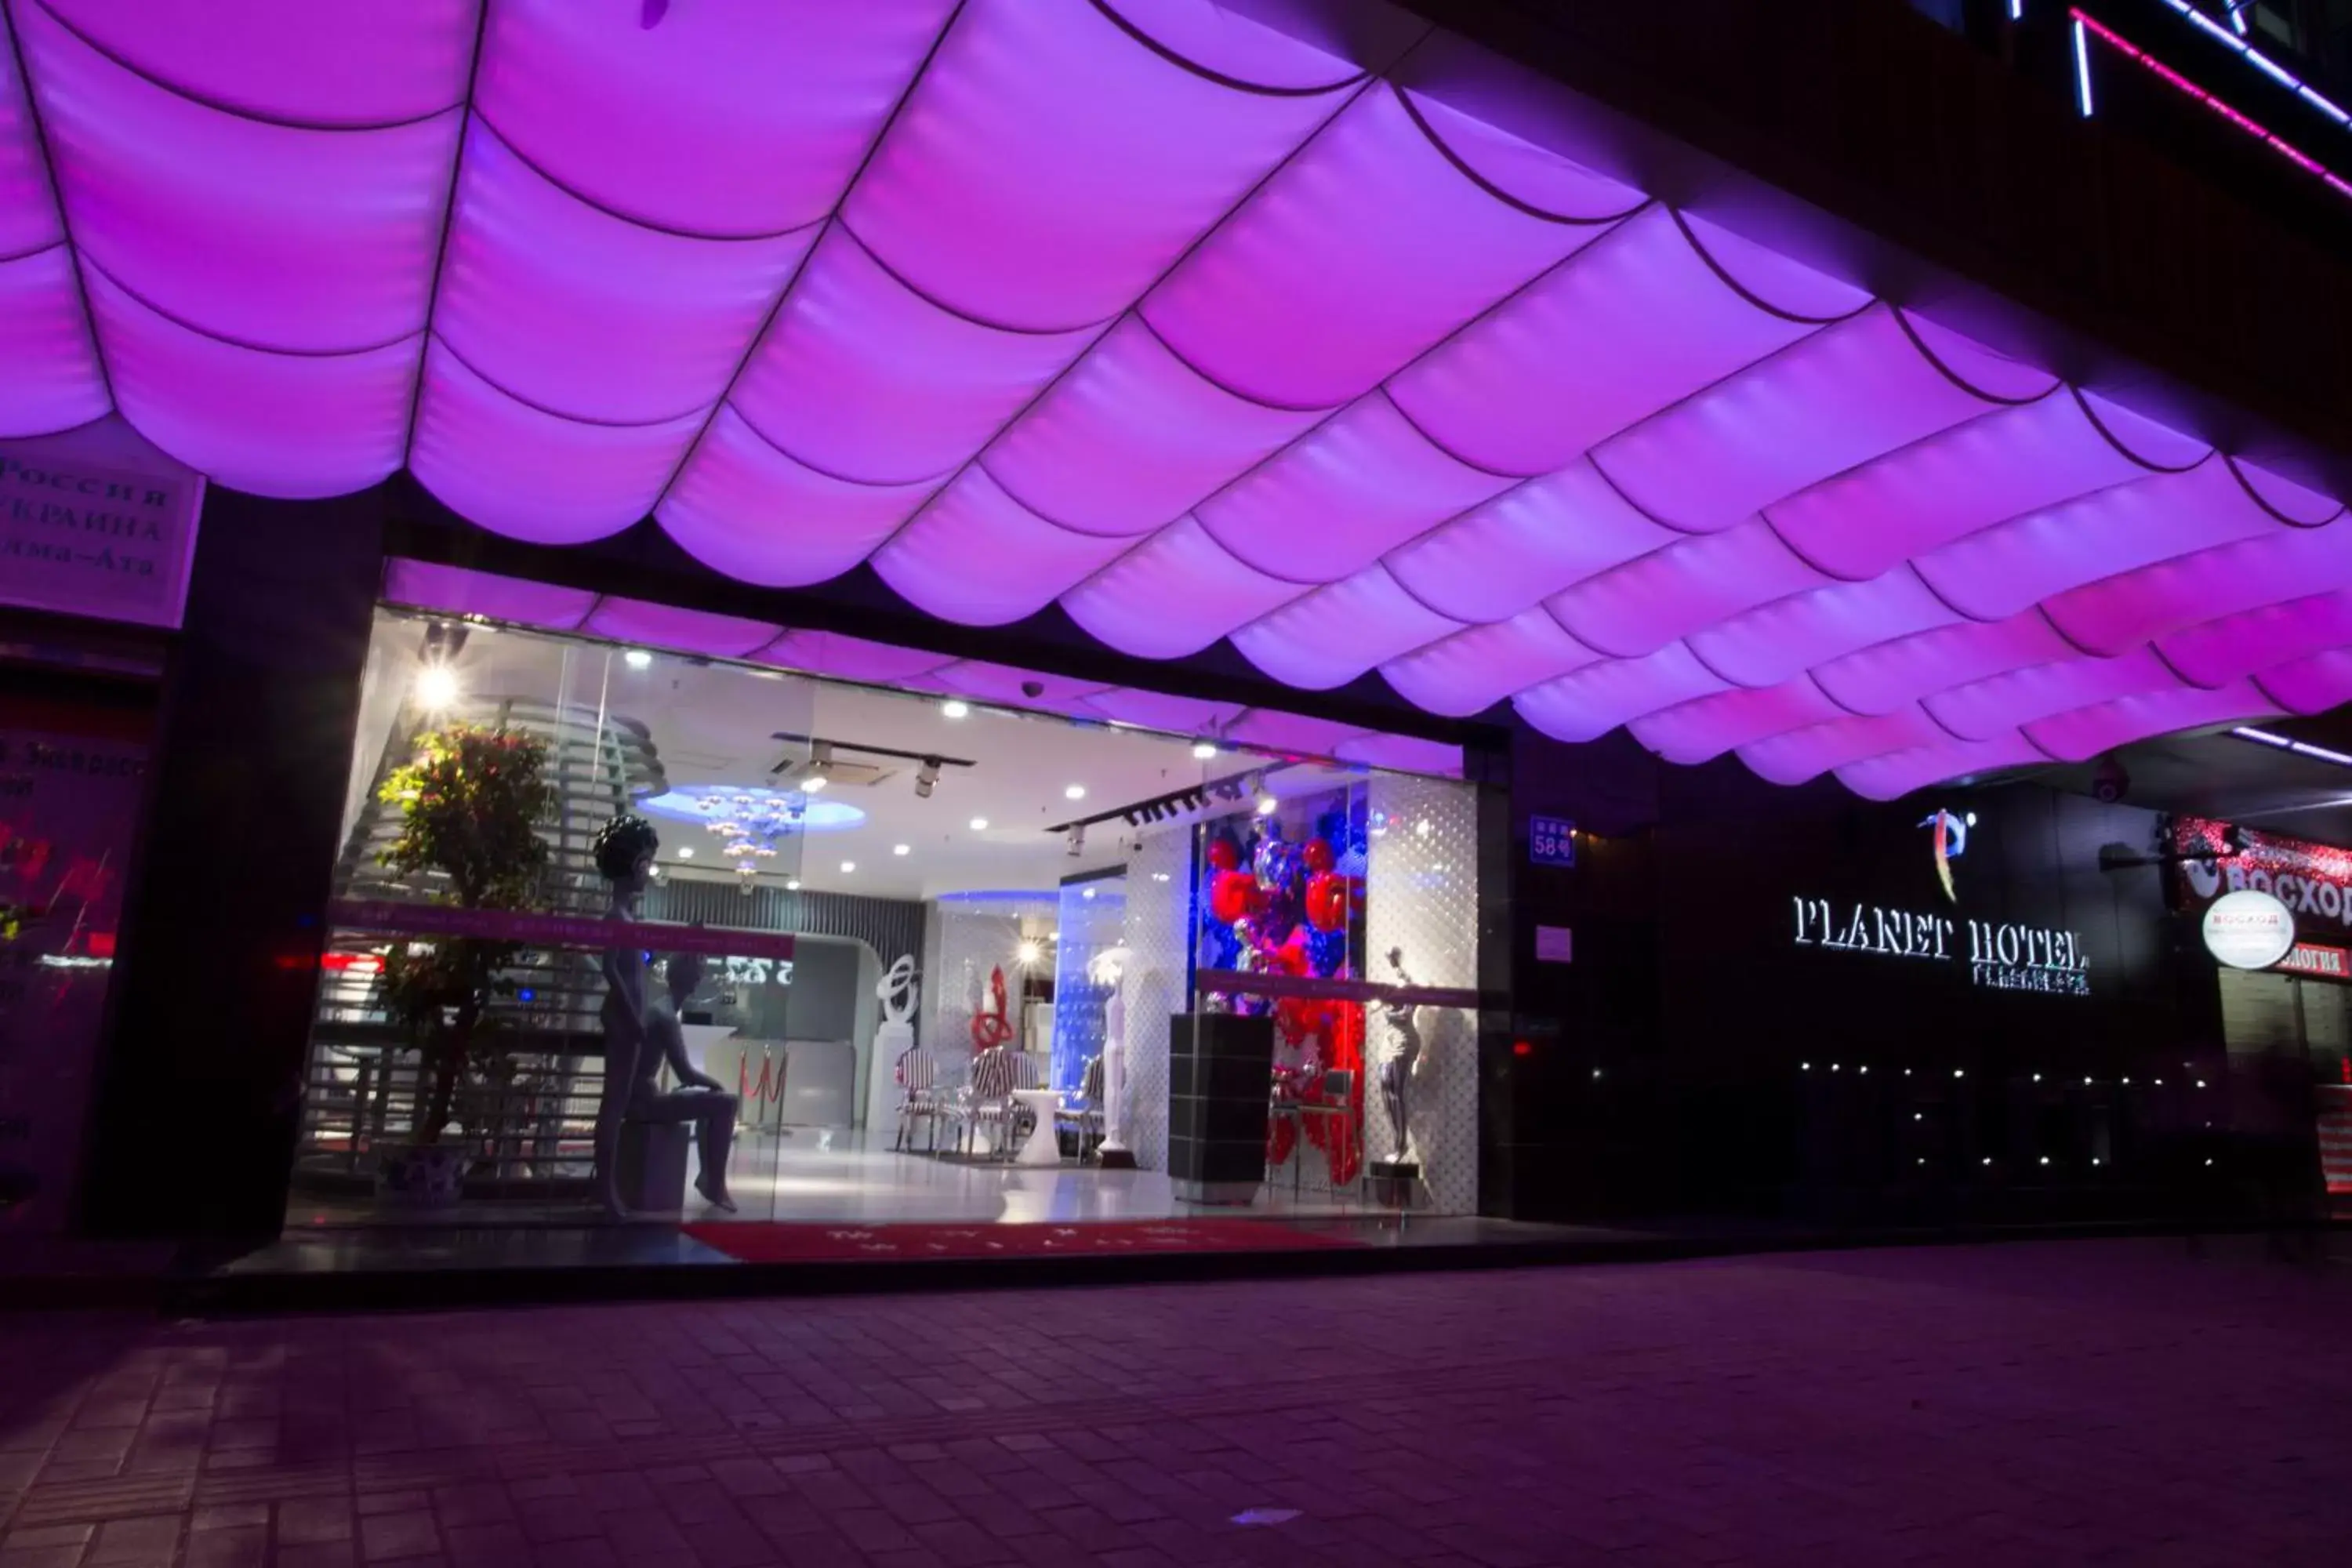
[1363,772,1481,1214]
[1117,828,1192,1174]
[339,627,408,847]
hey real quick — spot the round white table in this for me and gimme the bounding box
[1010,1089,1064,1166]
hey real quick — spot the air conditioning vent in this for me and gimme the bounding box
[775,757,898,789]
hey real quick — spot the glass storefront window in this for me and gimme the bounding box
[293,604,1484,1230]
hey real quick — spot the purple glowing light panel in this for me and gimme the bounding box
[6,0,2352,798]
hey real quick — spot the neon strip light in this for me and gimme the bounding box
[2232,725,2352,767]
[2072,10,2352,201]
[2156,0,2352,132]
[2074,16,2097,115]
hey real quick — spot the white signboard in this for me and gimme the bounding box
[2201,888,2296,971]
[0,432,202,630]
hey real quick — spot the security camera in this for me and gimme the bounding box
[2089,755,2130,804]
[1021,680,1045,699]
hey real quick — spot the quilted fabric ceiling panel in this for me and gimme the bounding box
[5,0,2350,797]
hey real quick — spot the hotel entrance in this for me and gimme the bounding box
[278,564,1487,1260]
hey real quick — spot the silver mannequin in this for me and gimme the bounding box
[593,817,738,1218]
[1377,946,1424,1163]
[637,951,739,1211]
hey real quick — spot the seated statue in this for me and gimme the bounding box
[591,815,739,1218]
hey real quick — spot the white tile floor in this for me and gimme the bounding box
[289,1128,1382,1230]
[703,1127,1369,1227]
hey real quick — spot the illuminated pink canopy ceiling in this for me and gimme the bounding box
[5,0,2351,799]
[377,558,1465,779]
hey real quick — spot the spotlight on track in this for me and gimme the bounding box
[915,757,940,799]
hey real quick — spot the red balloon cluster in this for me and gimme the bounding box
[1305,870,1348,931]
[1209,869,1259,926]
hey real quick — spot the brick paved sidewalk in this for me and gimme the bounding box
[2,1238,2346,1566]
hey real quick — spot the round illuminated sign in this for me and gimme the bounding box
[2201,889,2297,971]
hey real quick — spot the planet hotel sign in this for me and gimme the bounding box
[1790,899,2091,996]
[1788,808,2092,996]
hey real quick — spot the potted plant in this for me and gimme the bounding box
[372,722,554,1206]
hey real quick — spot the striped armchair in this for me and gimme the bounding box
[948,1046,1021,1160]
[891,1048,952,1153]
[1055,1054,1106,1161]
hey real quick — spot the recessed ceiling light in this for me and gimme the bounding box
[970,816,989,831]
[623,649,652,670]
[942,699,969,719]
[840,860,856,873]
[892,843,910,856]
[677,847,694,858]
[1017,941,1042,964]
[1191,741,1218,760]
[786,877,800,891]
[1065,784,1087,800]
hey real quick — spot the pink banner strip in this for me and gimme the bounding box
[327,899,798,962]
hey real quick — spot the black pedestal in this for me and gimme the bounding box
[1167,1012,1275,1205]
[1369,1158,1421,1208]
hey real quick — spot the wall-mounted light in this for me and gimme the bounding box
[415,662,462,711]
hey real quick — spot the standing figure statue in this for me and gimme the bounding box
[1089,947,1136,1168]
[592,815,738,1218]
[1377,946,1424,1163]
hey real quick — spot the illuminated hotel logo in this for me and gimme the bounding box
[1918,807,1974,903]
[1793,809,2089,996]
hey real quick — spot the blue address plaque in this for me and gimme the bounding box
[1530,815,1577,869]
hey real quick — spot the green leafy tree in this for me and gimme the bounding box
[376,724,555,1146]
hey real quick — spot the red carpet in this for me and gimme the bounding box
[682,1218,1362,1264]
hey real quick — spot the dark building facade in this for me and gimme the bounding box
[4,1,2350,1254]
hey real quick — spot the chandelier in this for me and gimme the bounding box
[699,789,804,887]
